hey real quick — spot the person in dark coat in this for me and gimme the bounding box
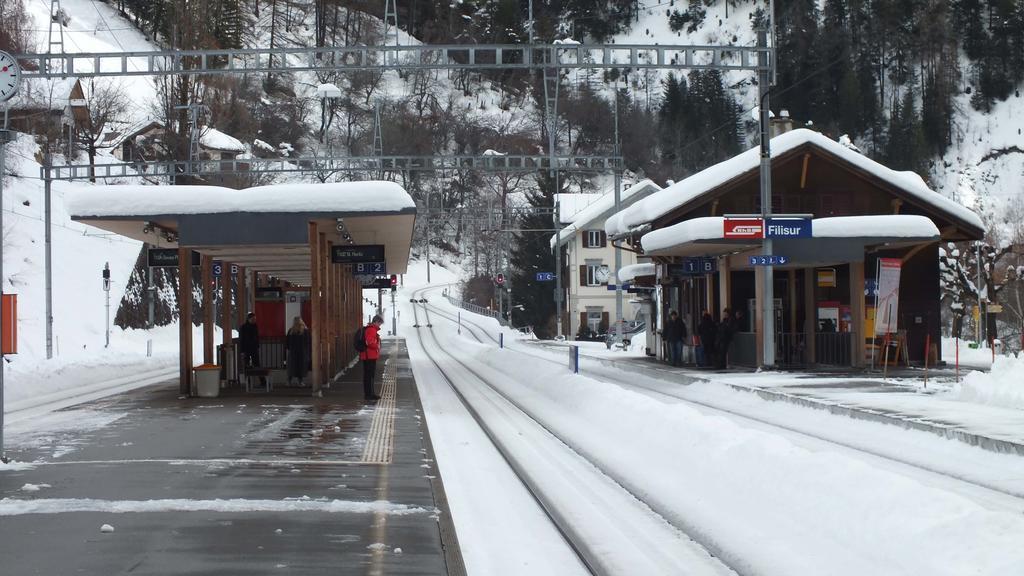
[664,310,687,366]
[239,312,260,368]
[360,315,385,401]
[697,310,717,367]
[285,316,311,385]
[715,308,734,369]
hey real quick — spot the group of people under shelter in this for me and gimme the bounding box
[236,311,386,402]
[662,308,744,369]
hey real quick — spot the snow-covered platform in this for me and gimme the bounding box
[0,340,463,575]
[566,350,1024,455]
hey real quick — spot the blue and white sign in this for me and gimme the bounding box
[354,261,387,275]
[765,218,812,238]
[212,261,223,277]
[607,283,631,291]
[668,257,716,277]
[749,255,789,266]
[536,272,555,281]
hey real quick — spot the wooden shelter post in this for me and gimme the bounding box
[309,222,322,394]
[201,255,214,365]
[178,247,194,395]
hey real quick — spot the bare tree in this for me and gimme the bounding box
[75,80,130,182]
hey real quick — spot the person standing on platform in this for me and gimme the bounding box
[664,310,687,366]
[360,315,385,401]
[715,308,734,369]
[285,316,311,386]
[697,310,717,367]
[240,312,260,368]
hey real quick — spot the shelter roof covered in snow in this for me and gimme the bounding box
[606,129,983,238]
[67,182,417,281]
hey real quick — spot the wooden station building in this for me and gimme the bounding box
[68,182,416,393]
[607,128,984,368]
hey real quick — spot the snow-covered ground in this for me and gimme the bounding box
[400,266,1024,575]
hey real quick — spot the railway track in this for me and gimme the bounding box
[415,285,1024,511]
[408,290,739,576]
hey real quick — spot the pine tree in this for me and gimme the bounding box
[509,174,563,338]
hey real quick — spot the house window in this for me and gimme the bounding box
[582,262,609,286]
[587,308,604,334]
[584,230,606,248]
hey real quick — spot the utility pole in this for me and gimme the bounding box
[613,82,624,347]
[757,26,776,368]
[554,199,563,338]
[1,50,22,463]
[426,191,431,283]
[45,166,53,359]
[0,110,8,463]
[977,242,984,345]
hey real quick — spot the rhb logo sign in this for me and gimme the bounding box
[723,218,764,239]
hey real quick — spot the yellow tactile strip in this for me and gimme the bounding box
[361,342,398,464]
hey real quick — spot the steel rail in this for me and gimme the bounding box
[409,287,738,576]
[420,286,1024,505]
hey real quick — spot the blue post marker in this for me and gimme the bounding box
[458,311,461,335]
[569,345,580,373]
[499,332,504,348]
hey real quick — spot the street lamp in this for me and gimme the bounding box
[316,83,342,144]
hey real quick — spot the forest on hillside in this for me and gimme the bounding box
[1,0,1022,341]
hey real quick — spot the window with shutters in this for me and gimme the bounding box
[582,261,608,286]
[584,230,605,248]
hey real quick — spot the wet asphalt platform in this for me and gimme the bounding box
[0,339,462,575]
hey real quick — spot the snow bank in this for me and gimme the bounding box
[954,353,1024,410]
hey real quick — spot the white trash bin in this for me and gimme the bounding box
[194,365,221,398]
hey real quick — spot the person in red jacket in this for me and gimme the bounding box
[360,315,385,400]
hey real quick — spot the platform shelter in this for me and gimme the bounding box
[607,128,984,367]
[68,181,416,393]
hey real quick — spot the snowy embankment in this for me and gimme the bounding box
[1,134,188,416]
[955,353,1024,410]
[410,275,1024,575]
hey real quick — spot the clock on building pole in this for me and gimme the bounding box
[0,50,21,104]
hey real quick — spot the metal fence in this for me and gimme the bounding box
[815,332,852,366]
[444,295,502,324]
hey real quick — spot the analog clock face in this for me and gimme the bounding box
[0,51,21,103]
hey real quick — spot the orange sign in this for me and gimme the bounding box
[2,294,16,355]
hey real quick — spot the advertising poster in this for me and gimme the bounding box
[874,258,902,335]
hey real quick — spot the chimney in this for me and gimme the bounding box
[770,109,794,138]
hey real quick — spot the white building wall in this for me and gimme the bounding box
[567,224,639,339]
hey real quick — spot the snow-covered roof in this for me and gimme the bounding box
[551,179,662,249]
[554,193,603,224]
[107,119,165,149]
[641,215,940,255]
[6,78,82,111]
[66,181,416,218]
[617,262,655,283]
[199,126,246,152]
[607,129,983,237]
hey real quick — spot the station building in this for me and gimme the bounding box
[607,128,984,367]
[68,181,416,393]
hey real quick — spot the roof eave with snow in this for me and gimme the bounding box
[609,130,984,240]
